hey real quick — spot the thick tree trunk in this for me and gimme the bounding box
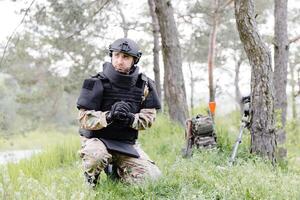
[148,0,162,103]
[235,0,276,163]
[274,0,288,158]
[154,0,188,125]
[208,0,219,103]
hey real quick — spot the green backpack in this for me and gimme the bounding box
[182,114,217,157]
[191,114,214,136]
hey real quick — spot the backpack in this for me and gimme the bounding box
[182,114,217,157]
[191,114,214,136]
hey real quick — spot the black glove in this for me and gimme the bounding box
[114,103,130,118]
[106,101,131,123]
[115,112,135,128]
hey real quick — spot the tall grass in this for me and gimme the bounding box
[0,113,300,199]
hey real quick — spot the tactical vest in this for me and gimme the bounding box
[77,62,157,144]
[94,74,147,143]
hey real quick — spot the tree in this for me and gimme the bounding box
[289,62,297,120]
[0,0,113,133]
[179,0,239,112]
[0,73,20,136]
[206,0,233,103]
[147,0,162,103]
[273,0,288,158]
[233,51,245,111]
[154,0,188,125]
[114,1,142,38]
[207,0,219,103]
[290,50,300,120]
[187,62,202,115]
[235,0,276,163]
[218,12,248,111]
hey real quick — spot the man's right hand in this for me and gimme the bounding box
[106,101,131,123]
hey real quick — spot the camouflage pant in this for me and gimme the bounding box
[79,136,162,184]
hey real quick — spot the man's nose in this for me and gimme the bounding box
[116,56,124,64]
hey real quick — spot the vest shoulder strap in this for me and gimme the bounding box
[95,72,111,88]
[138,73,149,102]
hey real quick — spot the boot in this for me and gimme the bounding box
[104,163,120,181]
[84,172,100,188]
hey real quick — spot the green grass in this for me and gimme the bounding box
[0,113,300,200]
[0,126,77,150]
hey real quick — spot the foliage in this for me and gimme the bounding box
[0,114,300,199]
[0,73,20,136]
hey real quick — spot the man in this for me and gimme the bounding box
[77,38,162,187]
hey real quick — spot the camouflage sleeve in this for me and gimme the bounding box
[78,109,109,130]
[131,108,157,131]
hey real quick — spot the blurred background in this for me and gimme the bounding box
[0,0,299,147]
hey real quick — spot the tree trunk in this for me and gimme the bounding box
[298,68,300,96]
[148,0,162,103]
[235,0,276,163]
[290,64,297,119]
[188,63,194,116]
[208,0,219,103]
[234,54,243,112]
[273,0,288,158]
[154,0,188,125]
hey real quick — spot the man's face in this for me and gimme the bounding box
[112,51,134,74]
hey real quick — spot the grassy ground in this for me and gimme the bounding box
[0,113,300,200]
[0,126,77,151]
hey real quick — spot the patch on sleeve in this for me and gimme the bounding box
[83,79,95,90]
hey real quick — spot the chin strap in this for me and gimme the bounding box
[129,65,137,74]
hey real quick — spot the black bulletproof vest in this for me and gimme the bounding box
[90,63,146,144]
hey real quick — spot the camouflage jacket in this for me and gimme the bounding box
[78,108,156,131]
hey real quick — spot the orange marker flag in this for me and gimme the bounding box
[209,101,216,115]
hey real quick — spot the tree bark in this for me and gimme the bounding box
[235,0,276,163]
[148,0,162,103]
[273,0,288,158]
[154,0,188,125]
[208,0,219,103]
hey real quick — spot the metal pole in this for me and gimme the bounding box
[229,121,246,165]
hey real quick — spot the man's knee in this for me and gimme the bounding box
[79,137,112,171]
[117,158,162,183]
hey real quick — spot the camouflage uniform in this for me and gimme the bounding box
[77,38,161,186]
[78,108,162,184]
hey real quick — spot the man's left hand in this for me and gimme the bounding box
[115,112,135,127]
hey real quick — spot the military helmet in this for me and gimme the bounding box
[109,38,142,64]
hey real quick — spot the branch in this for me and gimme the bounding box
[0,0,36,68]
[66,0,111,39]
[220,0,234,11]
[289,35,300,45]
